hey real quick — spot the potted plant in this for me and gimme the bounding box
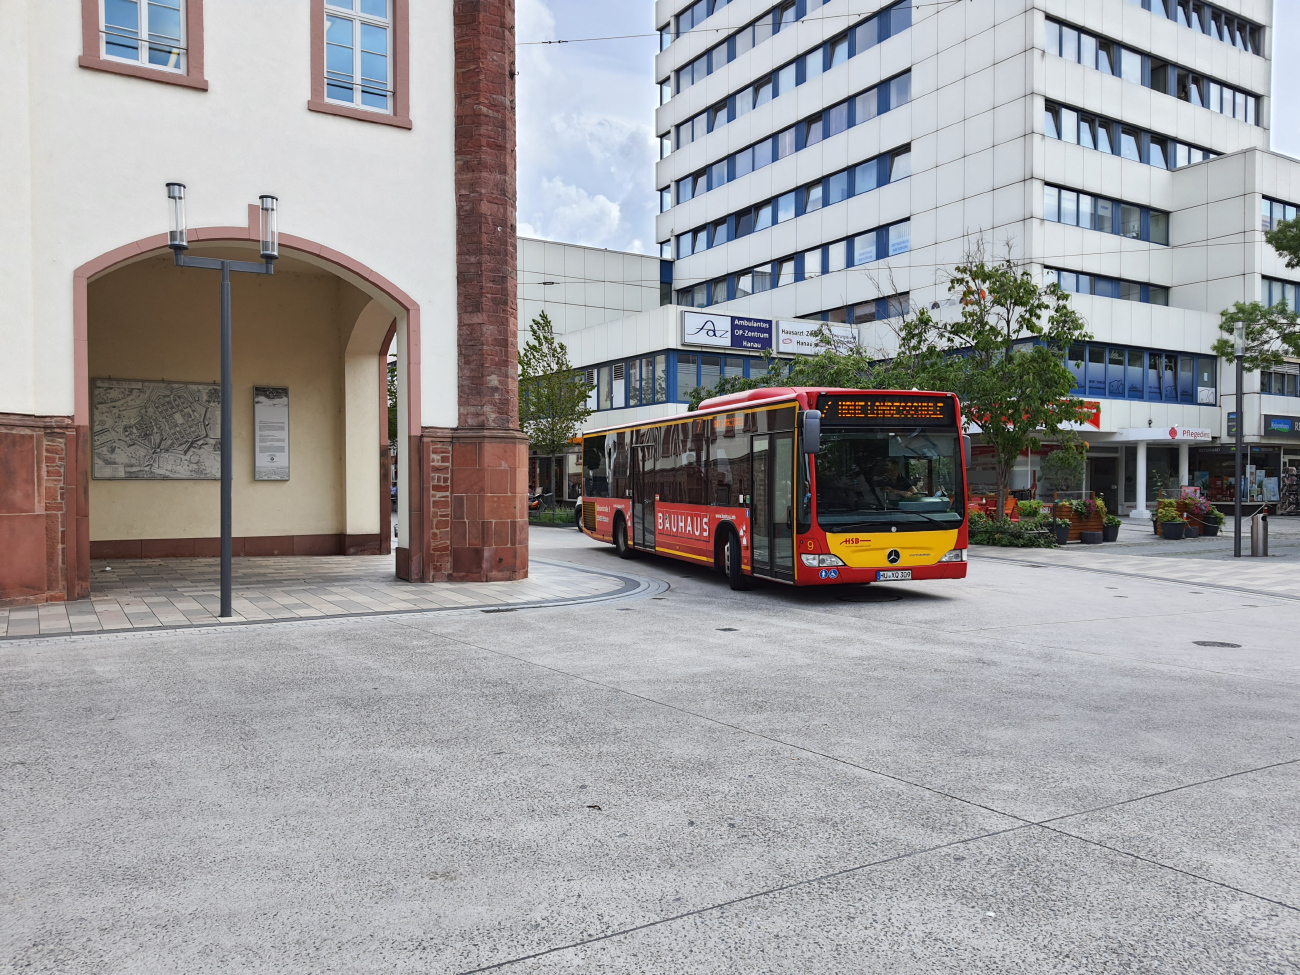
[1157,499,1185,540]
[1017,499,1044,521]
[1102,514,1122,542]
[1052,517,1071,546]
[1203,505,1225,537]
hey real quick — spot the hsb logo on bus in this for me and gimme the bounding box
[658,511,710,538]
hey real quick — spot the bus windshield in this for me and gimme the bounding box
[814,427,965,532]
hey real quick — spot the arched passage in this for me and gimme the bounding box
[68,208,424,597]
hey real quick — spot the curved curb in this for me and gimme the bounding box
[0,559,668,647]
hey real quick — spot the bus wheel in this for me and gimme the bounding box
[723,530,750,591]
[574,503,584,529]
[614,517,636,559]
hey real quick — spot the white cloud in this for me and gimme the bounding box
[523,177,622,246]
[515,0,657,255]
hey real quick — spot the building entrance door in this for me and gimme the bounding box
[1090,456,1118,516]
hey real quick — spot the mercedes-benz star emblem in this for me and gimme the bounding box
[887,550,901,565]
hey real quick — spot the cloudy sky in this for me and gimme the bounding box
[516,0,1300,256]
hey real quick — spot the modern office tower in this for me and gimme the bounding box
[581,0,1296,516]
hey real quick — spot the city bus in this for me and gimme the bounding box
[578,387,969,589]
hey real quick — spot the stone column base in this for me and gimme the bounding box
[0,413,88,606]
[398,426,527,583]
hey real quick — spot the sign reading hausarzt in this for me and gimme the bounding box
[681,311,772,351]
[776,320,856,356]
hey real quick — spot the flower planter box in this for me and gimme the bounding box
[1160,521,1186,540]
[1102,523,1120,542]
[1054,504,1104,542]
[1202,522,1221,537]
[1080,531,1103,544]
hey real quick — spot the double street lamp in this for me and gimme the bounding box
[166,183,280,617]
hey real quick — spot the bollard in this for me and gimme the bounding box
[1250,511,1268,557]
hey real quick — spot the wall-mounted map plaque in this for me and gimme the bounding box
[92,379,221,480]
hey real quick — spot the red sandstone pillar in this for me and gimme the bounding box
[421,0,526,583]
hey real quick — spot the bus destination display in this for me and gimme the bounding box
[822,395,955,427]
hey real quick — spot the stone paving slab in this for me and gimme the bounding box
[0,555,649,639]
[977,545,1300,599]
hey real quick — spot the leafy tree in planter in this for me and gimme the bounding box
[519,311,593,461]
[1039,436,1087,498]
[896,256,1093,521]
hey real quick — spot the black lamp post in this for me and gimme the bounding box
[166,183,279,617]
[1233,321,1245,559]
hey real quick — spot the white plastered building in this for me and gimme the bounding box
[0,0,531,605]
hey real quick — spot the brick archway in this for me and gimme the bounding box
[68,206,426,599]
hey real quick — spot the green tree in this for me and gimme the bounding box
[689,255,1092,521]
[905,257,1093,520]
[1266,216,1300,270]
[519,310,593,459]
[387,357,398,449]
[1211,301,1300,372]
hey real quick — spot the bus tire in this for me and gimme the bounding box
[614,516,636,559]
[574,503,584,529]
[723,529,750,591]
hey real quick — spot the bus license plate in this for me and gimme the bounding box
[876,570,912,581]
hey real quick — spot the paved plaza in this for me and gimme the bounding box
[2,527,1298,973]
[0,555,643,639]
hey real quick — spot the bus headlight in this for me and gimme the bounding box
[800,554,846,567]
[939,549,967,563]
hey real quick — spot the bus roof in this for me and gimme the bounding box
[580,388,959,438]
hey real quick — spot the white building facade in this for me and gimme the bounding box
[0,0,530,605]
[568,0,1299,518]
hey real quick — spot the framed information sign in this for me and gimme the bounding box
[254,386,290,481]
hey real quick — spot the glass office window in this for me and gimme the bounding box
[1107,347,1126,397]
[1147,353,1163,400]
[676,354,698,401]
[1127,350,1145,399]
[627,359,641,407]
[701,355,721,393]
[1179,355,1195,403]
[1162,354,1178,401]
[1087,345,1107,396]
[1066,343,1085,391]
[1196,357,1216,404]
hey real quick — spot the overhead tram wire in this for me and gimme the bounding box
[516,0,968,46]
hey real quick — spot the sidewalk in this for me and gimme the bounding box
[0,555,652,639]
[977,515,1300,599]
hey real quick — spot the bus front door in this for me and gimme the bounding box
[632,443,655,550]
[750,433,795,581]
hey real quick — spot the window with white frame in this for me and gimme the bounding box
[325,0,392,113]
[101,0,186,72]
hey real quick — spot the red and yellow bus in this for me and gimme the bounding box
[579,387,969,589]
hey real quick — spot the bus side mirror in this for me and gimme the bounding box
[801,410,822,453]
[962,435,972,467]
